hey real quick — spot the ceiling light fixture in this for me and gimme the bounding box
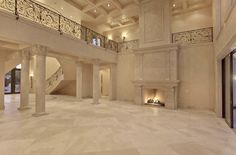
[108,3,111,7]
[173,4,176,8]
[94,9,97,13]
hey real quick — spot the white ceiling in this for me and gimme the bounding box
[64,0,140,30]
[64,0,212,32]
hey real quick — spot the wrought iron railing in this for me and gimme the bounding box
[46,67,63,94]
[118,40,139,52]
[0,0,119,52]
[172,27,213,44]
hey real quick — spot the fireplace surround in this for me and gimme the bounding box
[133,44,180,109]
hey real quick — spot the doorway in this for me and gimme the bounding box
[222,51,236,128]
[4,65,21,94]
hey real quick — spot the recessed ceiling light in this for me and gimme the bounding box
[107,3,111,7]
[173,4,176,8]
[94,9,97,13]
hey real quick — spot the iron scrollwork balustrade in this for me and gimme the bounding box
[60,16,86,40]
[0,0,119,52]
[86,28,106,48]
[0,0,15,12]
[172,27,213,44]
[106,40,118,52]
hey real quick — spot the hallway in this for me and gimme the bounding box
[1,95,236,155]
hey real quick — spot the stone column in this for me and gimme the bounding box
[32,45,48,117]
[0,54,5,110]
[76,61,83,101]
[93,61,100,104]
[109,64,117,100]
[18,49,31,110]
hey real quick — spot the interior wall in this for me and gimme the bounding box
[100,68,110,97]
[82,64,93,98]
[104,25,139,42]
[178,43,215,110]
[116,52,135,101]
[172,7,213,33]
[46,57,60,80]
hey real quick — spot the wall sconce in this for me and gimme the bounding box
[30,73,34,89]
[123,36,126,43]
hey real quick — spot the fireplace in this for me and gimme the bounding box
[144,88,165,106]
[133,44,180,110]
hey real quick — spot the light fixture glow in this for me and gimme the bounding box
[107,3,111,7]
[173,4,176,7]
[94,9,97,13]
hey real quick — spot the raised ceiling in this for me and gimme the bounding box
[64,0,140,30]
[64,0,211,31]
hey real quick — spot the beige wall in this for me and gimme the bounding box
[172,7,213,33]
[104,25,139,42]
[46,57,60,80]
[104,6,212,43]
[178,43,215,110]
[116,52,135,101]
[82,64,93,98]
[100,68,110,97]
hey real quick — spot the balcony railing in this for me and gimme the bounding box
[0,0,119,52]
[172,27,213,44]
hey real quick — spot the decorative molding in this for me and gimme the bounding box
[172,27,213,44]
[118,40,139,52]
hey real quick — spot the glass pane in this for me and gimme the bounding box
[15,70,21,93]
[224,55,233,127]
[4,71,12,93]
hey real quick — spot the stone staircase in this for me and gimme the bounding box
[46,67,64,94]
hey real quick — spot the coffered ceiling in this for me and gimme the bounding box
[62,0,211,31]
[64,0,140,30]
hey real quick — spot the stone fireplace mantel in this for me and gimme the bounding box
[133,80,180,88]
[133,43,180,109]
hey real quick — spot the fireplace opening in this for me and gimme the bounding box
[144,89,165,107]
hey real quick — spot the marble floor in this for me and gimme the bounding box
[1,95,236,155]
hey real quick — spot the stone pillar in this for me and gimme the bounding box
[18,49,31,110]
[0,54,5,110]
[109,64,117,100]
[93,61,100,104]
[32,45,48,117]
[76,61,83,101]
[134,85,143,105]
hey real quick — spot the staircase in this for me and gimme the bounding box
[46,67,64,94]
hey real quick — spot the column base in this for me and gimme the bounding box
[77,98,83,102]
[18,106,31,111]
[0,106,4,110]
[92,101,100,104]
[32,112,48,117]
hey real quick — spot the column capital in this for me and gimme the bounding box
[75,60,83,66]
[92,59,101,65]
[21,48,31,59]
[31,45,48,56]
